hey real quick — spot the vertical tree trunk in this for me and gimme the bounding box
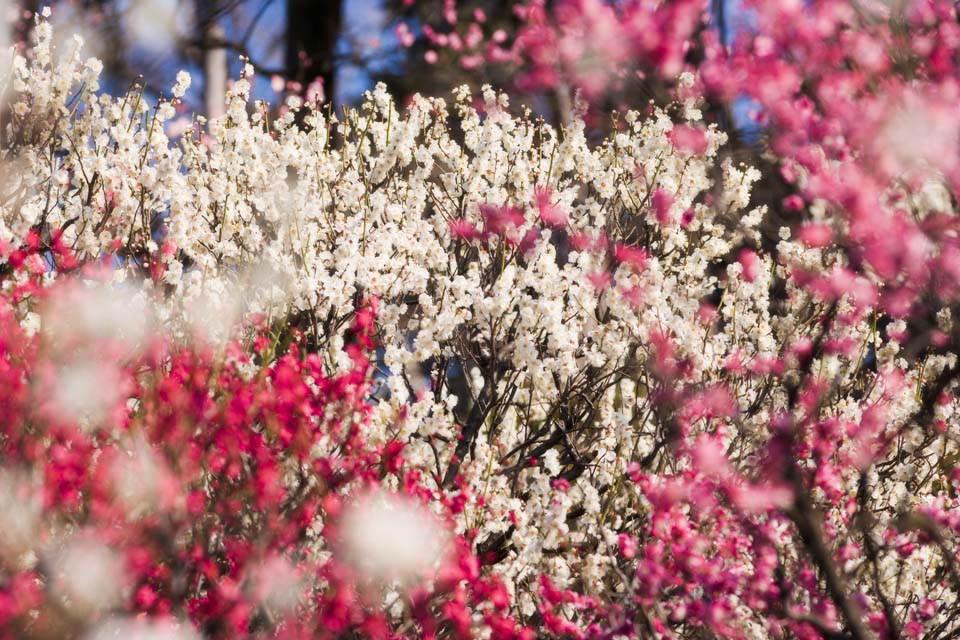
[285,0,342,106]
[204,21,227,119]
[195,0,227,119]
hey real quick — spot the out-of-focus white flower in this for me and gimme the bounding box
[242,260,294,318]
[124,0,186,54]
[248,554,306,617]
[339,491,449,583]
[46,356,125,430]
[84,616,203,640]
[0,470,41,564]
[50,537,125,616]
[43,281,153,356]
[182,280,244,347]
[108,437,175,518]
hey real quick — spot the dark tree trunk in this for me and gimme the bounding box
[285,0,342,105]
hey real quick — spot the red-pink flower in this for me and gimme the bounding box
[738,248,760,282]
[668,124,709,155]
[534,187,569,228]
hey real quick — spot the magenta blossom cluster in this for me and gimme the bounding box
[0,240,547,640]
